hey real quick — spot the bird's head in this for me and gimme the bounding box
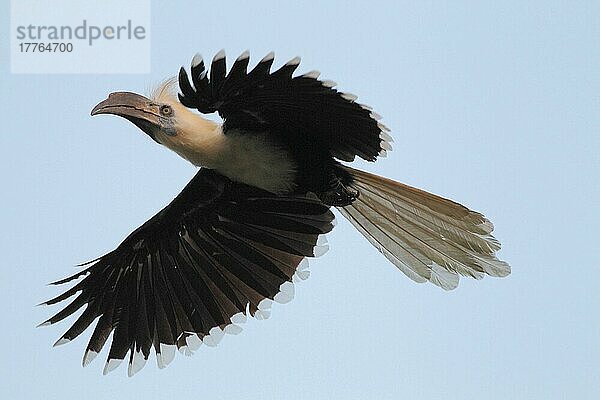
[91,78,218,146]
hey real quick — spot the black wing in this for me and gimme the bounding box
[178,50,392,162]
[41,169,334,376]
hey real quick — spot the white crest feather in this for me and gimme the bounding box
[149,76,178,103]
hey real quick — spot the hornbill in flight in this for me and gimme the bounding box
[41,50,510,376]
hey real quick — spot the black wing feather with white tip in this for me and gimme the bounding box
[41,169,334,376]
[178,50,389,162]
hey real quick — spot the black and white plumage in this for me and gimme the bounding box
[42,51,510,376]
[178,50,386,162]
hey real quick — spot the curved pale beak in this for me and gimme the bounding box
[91,92,163,142]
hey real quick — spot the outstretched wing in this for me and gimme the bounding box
[41,168,334,376]
[177,50,392,162]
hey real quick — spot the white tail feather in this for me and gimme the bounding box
[338,167,510,290]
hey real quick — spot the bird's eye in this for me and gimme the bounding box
[160,105,173,116]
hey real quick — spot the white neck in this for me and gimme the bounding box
[155,103,297,194]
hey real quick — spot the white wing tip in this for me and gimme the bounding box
[293,258,311,282]
[224,324,243,335]
[128,350,147,377]
[379,131,394,143]
[377,122,391,132]
[53,337,70,347]
[258,298,273,311]
[254,309,271,320]
[82,350,98,367]
[294,269,310,281]
[286,56,301,66]
[185,334,203,351]
[274,281,295,304]
[178,345,194,357]
[231,312,247,324]
[213,49,226,62]
[237,50,250,61]
[312,234,329,257]
[261,51,275,62]
[103,358,122,375]
[313,245,329,257]
[370,111,382,120]
[191,53,203,68]
[202,327,224,347]
[157,344,176,369]
[302,70,321,79]
[341,93,358,102]
[381,141,393,151]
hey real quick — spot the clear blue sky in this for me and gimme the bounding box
[1,1,599,399]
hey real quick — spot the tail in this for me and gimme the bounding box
[337,167,510,290]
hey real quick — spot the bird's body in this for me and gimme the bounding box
[149,67,363,204]
[149,81,298,194]
[42,51,510,376]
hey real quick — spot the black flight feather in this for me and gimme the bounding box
[178,51,387,162]
[42,169,334,375]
